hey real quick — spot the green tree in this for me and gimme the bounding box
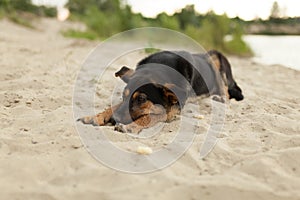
[67,0,122,15]
[175,5,199,30]
[157,12,179,30]
[225,22,252,56]
[203,12,230,50]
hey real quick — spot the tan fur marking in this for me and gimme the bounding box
[163,88,178,104]
[130,100,153,120]
[209,54,221,70]
[124,89,130,97]
[80,103,121,126]
[116,104,179,134]
[164,83,176,89]
[117,114,168,134]
[132,91,140,100]
[166,105,180,122]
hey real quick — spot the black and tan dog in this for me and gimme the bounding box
[78,50,243,133]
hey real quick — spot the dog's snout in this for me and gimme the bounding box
[112,113,121,124]
[112,101,132,124]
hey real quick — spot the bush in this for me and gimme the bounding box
[65,1,252,56]
[156,13,180,30]
[225,23,253,56]
[185,14,229,51]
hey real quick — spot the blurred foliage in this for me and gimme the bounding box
[0,0,56,17]
[174,5,200,30]
[65,0,253,56]
[156,12,180,30]
[0,0,254,55]
[225,23,253,56]
[0,0,56,27]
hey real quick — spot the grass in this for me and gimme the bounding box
[61,29,98,40]
[144,42,161,54]
[144,47,161,54]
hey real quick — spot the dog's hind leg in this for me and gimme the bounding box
[210,70,229,103]
[208,50,243,101]
[207,53,229,102]
[77,103,121,126]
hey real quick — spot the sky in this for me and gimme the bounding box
[32,0,300,20]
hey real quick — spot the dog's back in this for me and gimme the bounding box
[137,51,217,96]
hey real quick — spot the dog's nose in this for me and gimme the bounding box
[112,100,133,124]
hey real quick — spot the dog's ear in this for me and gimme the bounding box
[162,83,189,105]
[161,84,178,105]
[115,66,134,83]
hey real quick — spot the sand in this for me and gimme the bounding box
[1,18,300,200]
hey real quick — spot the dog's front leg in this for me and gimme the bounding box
[115,114,167,134]
[78,103,121,126]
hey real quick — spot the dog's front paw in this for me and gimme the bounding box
[77,115,104,126]
[114,123,127,133]
[114,123,140,134]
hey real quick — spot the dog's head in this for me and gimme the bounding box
[113,66,181,125]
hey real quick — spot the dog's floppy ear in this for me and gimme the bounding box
[162,84,178,105]
[115,66,134,83]
[161,83,189,106]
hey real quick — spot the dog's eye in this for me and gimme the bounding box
[137,94,147,103]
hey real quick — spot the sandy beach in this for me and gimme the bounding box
[1,18,300,200]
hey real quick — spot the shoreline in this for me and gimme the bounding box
[245,23,300,36]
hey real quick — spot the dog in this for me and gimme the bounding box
[78,50,243,133]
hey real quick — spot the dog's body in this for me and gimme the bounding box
[78,50,243,133]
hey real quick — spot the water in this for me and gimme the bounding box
[243,35,300,71]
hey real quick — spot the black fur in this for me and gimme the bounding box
[113,50,243,124]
